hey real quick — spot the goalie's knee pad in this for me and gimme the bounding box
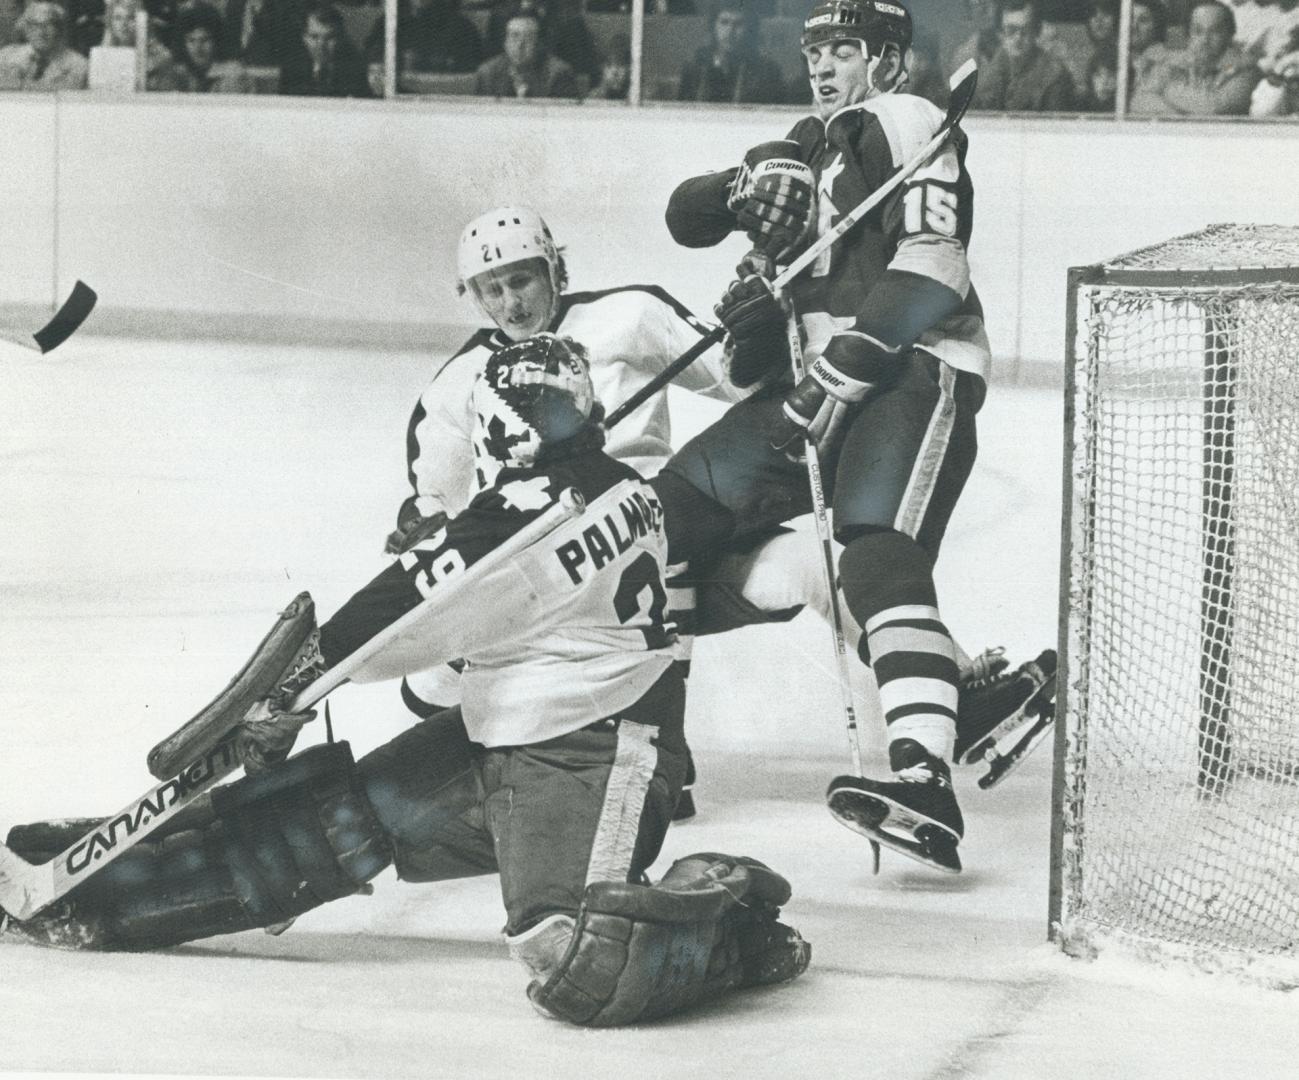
[523,852,810,1027]
[44,742,392,951]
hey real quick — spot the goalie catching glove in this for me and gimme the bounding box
[727,141,816,264]
[771,330,901,457]
[715,271,790,389]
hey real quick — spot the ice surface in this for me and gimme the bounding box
[0,337,1293,1080]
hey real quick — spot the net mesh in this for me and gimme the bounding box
[1101,223,1299,273]
[1061,256,1299,983]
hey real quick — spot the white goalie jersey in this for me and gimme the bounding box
[404,284,745,520]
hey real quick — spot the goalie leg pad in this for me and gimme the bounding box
[525,852,809,1027]
[17,742,392,951]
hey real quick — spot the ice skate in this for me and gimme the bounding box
[672,745,698,822]
[826,741,964,874]
[955,648,1057,788]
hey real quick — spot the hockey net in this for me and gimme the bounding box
[1054,224,1299,987]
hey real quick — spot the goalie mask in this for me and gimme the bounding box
[457,207,566,341]
[471,333,597,473]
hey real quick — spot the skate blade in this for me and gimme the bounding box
[977,705,1055,790]
[959,668,1057,768]
[825,785,962,874]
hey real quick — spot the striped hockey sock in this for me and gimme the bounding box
[862,603,960,764]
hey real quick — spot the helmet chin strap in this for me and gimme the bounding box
[865,44,906,96]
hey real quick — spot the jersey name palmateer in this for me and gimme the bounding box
[554,488,663,585]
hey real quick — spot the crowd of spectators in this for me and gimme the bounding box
[0,0,1296,116]
[957,0,1299,115]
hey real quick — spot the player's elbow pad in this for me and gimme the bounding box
[665,172,738,249]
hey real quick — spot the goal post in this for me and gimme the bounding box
[1052,224,1299,986]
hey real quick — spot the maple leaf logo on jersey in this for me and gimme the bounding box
[479,412,532,467]
[499,476,554,511]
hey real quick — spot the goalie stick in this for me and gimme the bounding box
[602,59,978,433]
[0,489,586,921]
[0,281,97,355]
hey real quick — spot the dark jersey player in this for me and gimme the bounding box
[654,0,1007,872]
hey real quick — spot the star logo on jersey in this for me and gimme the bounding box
[499,476,554,511]
[818,154,845,217]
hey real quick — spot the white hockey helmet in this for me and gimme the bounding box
[457,206,564,323]
[471,333,596,471]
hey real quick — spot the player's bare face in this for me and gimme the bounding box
[470,260,554,341]
[804,40,873,120]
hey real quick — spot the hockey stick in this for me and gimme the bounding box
[0,281,97,355]
[781,297,880,872]
[0,490,586,921]
[602,59,978,432]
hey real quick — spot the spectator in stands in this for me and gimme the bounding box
[1131,0,1171,78]
[364,0,483,74]
[947,0,1002,79]
[0,1,89,87]
[279,1,373,95]
[676,0,784,104]
[978,0,1076,109]
[1080,43,1118,107]
[1083,0,1119,71]
[906,29,948,106]
[473,4,581,97]
[1130,0,1257,113]
[1237,1,1299,77]
[590,29,629,99]
[485,0,599,88]
[1249,30,1299,110]
[93,0,170,80]
[1229,0,1299,53]
[150,1,249,90]
[586,0,698,11]
[224,0,308,67]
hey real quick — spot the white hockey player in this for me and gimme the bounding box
[396,206,1056,806]
[0,335,810,1027]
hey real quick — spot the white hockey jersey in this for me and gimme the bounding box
[323,451,675,746]
[404,284,745,520]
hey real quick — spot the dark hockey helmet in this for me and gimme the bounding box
[472,333,597,469]
[801,0,913,58]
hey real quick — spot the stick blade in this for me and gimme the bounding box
[32,280,97,354]
[0,840,52,922]
[944,60,978,127]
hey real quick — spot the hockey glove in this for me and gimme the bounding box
[715,273,790,389]
[726,141,815,264]
[385,505,449,556]
[234,698,318,774]
[770,331,900,457]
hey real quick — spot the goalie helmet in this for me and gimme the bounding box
[471,333,596,470]
[801,0,913,59]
